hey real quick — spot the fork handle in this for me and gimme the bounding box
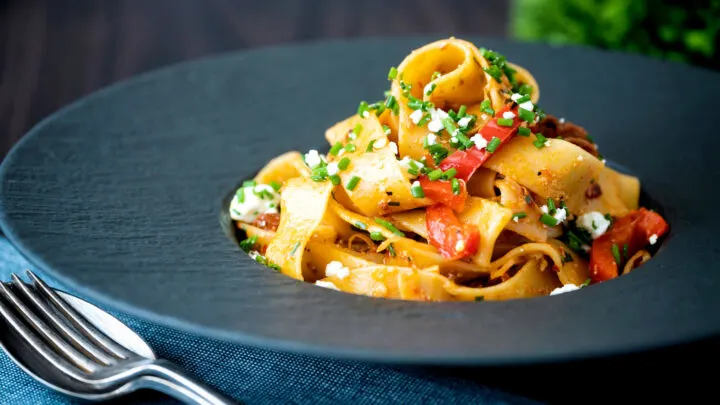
[139,359,237,405]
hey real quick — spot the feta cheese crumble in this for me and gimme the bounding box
[315,280,340,291]
[229,183,280,223]
[649,234,658,245]
[389,141,399,155]
[325,261,350,279]
[550,284,580,296]
[373,138,388,149]
[425,133,437,145]
[540,204,568,225]
[457,116,472,128]
[577,155,584,161]
[519,101,534,111]
[576,211,611,239]
[470,134,488,150]
[326,162,339,176]
[427,108,449,133]
[304,149,324,168]
[410,109,424,124]
[511,93,522,101]
[502,111,516,119]
[399,156,425,178]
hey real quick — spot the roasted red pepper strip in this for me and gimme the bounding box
[439,105,522,181]
[589,208,669,283]
[418,176,468,213]
[426,204,480,259]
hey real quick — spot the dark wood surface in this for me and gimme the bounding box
[0,0,509,160]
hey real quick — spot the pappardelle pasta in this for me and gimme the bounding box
[229,38,669,301]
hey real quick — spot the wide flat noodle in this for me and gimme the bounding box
[253,151,308,184]
[495,177,561,242]
[461,197,513,266]
[578,166,640,216]
[265,177,333,280]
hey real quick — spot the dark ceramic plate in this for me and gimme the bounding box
[2,37,720,366]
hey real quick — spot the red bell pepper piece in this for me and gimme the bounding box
[589,208,669,283]
[426,204,480,260]
[439,105,522,181]
[418,176,468,213]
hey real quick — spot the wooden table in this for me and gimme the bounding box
[0,0,510,159]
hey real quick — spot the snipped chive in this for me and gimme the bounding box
[374,218,405,237]
[346,175,360,190]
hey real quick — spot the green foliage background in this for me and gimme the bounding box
[511,0,720,70]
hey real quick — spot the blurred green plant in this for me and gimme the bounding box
[511,0,720,70]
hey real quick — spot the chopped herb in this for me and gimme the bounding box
[475,296,485,302]
[243,180,257,188]
[388,66,398,80]
[524,195,533,205]
[236,187,246,203]
[370,232,386,241]
[354,221,367,230]
[269,263,281,271]
[547,198,556,213]
[515,95,531,104]
[517,127,531,137]
[407,98,424,110]
[424,83,436,96]
[344,143,357,153]
[374,218,405,236]
[382,124,391,135]
[623,243,629,261]
[357,101,369,117]
[451,178,461,195]
[431,71,442,80]
[586,134,595,143]
[512,212,527,220]
[427,169,444,181]
[518,108,535,123]
[427,144,449,164]
[388,201,401,207]
[441,117,457,135]
[581,278,592,287]
[239,236,258,253]
[591,220,598,230]
[483,65,503,82]
[269,181,282,191]
[353,123,363,136]
[370,102,386,116]
[387,243,397,256]
[366,139,376,152]
[533,133,548,149]
[518,83,533,96]
[480,99,495,116]
[329,142,343,156]
[346,176,360,191]
[289,242,301,257]
[612,244,622,266]
[604,213,613,226]
[486,137,502,152]
[329,174,341,186]
[417,113,431,127]
[540,213,559,227]
[411,183,425,198]
[561,251,574,263]
[443,168,457,180]
[338,157,351,171]
[385,94,397,109]
[497,118,514,127]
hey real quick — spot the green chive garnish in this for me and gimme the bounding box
[518,84,533,96]
[427,169,444,181]
[346,176,360,190]
[329,142,343,156]
[387,243,397,257]
[512,212,527,220]
[388,66,398,80]
[480,100,495,116]
[516,95,531,104]
[533,133,548,149]
[411,183,425,198]
[353,123,363,136]
[442,117,457,135]
[623,243,629,261]
[374,218,405,237]
[612,244,622,266]
[483,65,503,82]
[239,235,258,253]
[243,180,257,188]
[451,178,460,195]
[431,71,442,80]
[586,134,595,143]
[540,213,559,227]
[344,143,356,153]
[547,198,556,213]
[370,232,386,241]
[518,108,535,123]
[289,242,301,257]
[475,296,485,302]
[354,221,367,230]
[457,105,467,118]
[517,127,531,137]
[338,157,351,171]
[382,124,391,135]
[329,174,341,186]
[497,118,514,127]
[357,101,369,117]
[236,187,246,203]
[486,137,502,152]
[366,139,376,152]
[417,113,431,127]
[443,168,457,180]
[269,181,282,191]
[385,95,397,109]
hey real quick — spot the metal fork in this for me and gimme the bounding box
[0,270,236,404]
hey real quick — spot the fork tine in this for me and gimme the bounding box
[26,270,133,359]
[10,274,117,366]
[0,279,99,373]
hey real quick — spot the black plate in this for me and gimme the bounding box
[2,37,720,366]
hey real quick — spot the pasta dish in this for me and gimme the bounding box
[228,38,669,301]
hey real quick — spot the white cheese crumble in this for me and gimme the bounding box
[325,261,350,279]
[450,136,458,143]
[540,204,568,225]
[389,141,399,155]
[519,101,534,111]
[649,234,658,245]
[457,116,472,128]
[384,126,392,135]
[229,183,280,223]
[577,211,611,239]
[470,134,488,150]
[373,138,388,149]
[399,157,424,179]
[425,133,437,145]
[559,117,566,123]
[544,140,552,148]
[248,250,261,261]
[481,114,489,120]
[550,284,580,296]
[361,111,369,118]
[326,162,339,176]
[304,149,324,168]
[502,111,516,119]
[427,108,449,133]
[423,82,435,96]
[512,216,519,223]
[410,109,424,125]
[315,280,340,291]
[511,93,522,101]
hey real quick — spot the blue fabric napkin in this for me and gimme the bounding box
[0,236,543,405]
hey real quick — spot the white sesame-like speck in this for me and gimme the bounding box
[540,205,550,214]
[544,140,552,147]
[362,111,369,118]
[481,114,489,120]
[602,159,607,164]
[649,234,658,245]
[513,216,519,223]
[410,109,424,124]
[559,117,566,123]
[470,134,487,150]
[458,116,472,127]
[502,111,516,119]
[315,280,340,291]
[325,261,350,279]
[450,136,458,143]
[389,141,398,155]
[577,155,584,161]
[519,101,534,111]
[373,138,388,149]
[426,133,437,145]
[326,162,339,176]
